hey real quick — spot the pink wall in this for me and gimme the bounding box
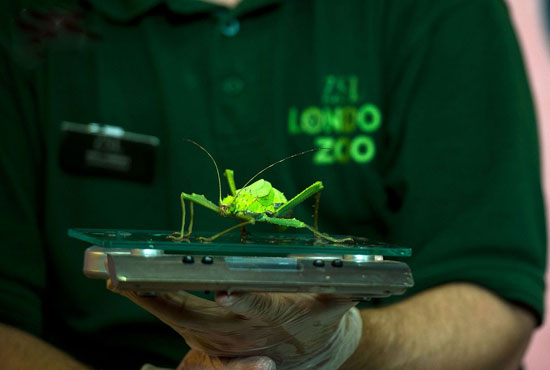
[506,1,550,369]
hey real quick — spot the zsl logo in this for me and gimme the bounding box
[287,75,382,165]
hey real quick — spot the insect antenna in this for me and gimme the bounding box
[184,138,223,204]
[232,147,325,202]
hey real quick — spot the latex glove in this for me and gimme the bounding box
[178,350,276,370]
[141,364,173,370]
[140,354,275,370]
[110,286,361,370]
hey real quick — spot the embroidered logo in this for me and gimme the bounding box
[287,75,381,165]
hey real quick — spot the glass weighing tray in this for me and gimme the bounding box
[69,228,411,257]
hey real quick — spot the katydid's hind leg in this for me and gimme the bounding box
[168,194,195,241]
[309,191,345,242]
[272,181,324,218]
[303,223,354,244]
[309,191,353,243]
[263,216,353,243]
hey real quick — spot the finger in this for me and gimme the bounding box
[215,292,328,324]
[178,350,225,370]
[214,291,279,318]
[215,292,356,320]
[103,260,242,328]
[315,293,359,312]
[226,356,277,370]
[121,291,243,330]
[178,350,276,370]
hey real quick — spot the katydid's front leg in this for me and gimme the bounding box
[197,217,255,242]
[168,193,194,241]
[224,169,237,196]
[168,192,220,242]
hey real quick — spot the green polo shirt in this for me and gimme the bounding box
[0,0,546,368]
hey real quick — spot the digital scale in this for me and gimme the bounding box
[72,229,414,301]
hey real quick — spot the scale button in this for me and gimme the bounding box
[182,255,194,264]
[202,256,214,264]
[313,259,325,267]
[331,259,343,268]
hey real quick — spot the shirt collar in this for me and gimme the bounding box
[87,0,282,22]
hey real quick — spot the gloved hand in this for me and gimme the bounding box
[141,353,276,370]
[177,350,277,370]
[110,283,362,370]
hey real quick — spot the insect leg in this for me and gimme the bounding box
[198,218,255,243]
[168,193,194,241]
[272,181,324,218]
[168,192,220,242]
[187,201,194,235]
[240,225,249,242]
[262,215,353,244]
[302,223,354,243]
[313,191,321,231]
[224,169,237,196]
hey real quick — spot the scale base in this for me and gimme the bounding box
[84,246,414,301]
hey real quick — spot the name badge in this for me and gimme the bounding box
[59,121,159,183]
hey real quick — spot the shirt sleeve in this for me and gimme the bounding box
[0,24,46,336]
[379,0,547,322]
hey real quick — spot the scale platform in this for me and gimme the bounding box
[71,228,414,301]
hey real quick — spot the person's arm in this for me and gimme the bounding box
[0,323,92,370]
[0,14,89,370]
[343,283,535,370]
[351,2,544,369]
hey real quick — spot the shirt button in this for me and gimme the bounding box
[219,18,240,37]
[222,76,244,95]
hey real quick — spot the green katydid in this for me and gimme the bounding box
[169,139,353,243]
